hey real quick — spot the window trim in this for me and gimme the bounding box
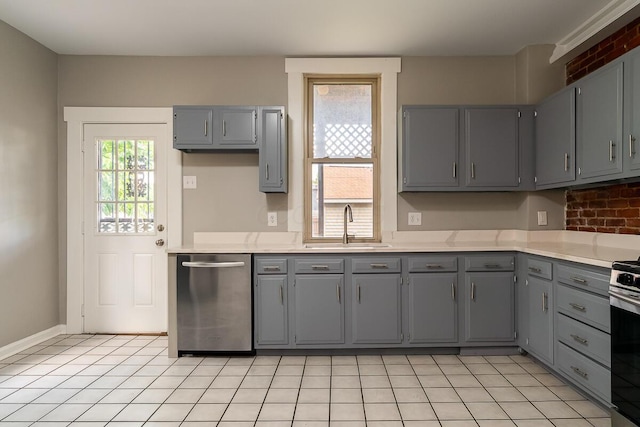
[304,76,381,243]
[285,58,401,242]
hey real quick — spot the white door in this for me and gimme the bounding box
[83,123,168,333]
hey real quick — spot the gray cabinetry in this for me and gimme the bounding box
[352,274,402,344]
[258,106,287,193]
[527,276,553,364]
[576,61,624,182]
[254,258,288,346]
[535,88,576,188]
[173,107,213,148]
[294,274,344,345]
[399,107,459,190]
[216,106,257,148]
[464,272,515,343]
[174,105,257,150]
[624,48,640,174]
[464,108,520,188]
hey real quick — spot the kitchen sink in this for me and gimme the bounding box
[303,243,392,250]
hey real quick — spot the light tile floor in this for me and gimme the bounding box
[0,334,611,426]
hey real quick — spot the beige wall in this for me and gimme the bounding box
[0,21,59,346]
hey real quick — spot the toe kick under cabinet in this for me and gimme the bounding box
[253,253,517,350]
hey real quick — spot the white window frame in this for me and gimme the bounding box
[286,58,401,240]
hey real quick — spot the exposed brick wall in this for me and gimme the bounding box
[566,16,640,84]
[566,183,640,234]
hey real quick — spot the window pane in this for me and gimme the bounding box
[311,163,373,238]
[313,84,372,159]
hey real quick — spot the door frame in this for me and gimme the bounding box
[64,107,182,334]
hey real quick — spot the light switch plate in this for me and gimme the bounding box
[267,212,277,227]
[183,176,197,189]
[408,212,422,226]
[537,211,548,226]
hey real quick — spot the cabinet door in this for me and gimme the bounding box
[259,106,287,193]
[173,107,213,148]
[352,274,402,344]
[535,88,576,187]
[400,107,459,189]
[294,274,344,344]
[527,276,553,364]
[624,50,640,174]
[465,108,519,187]
[216,106,257,148]
[465,272,515,342]
[255,275,288,345]
[576,62,623,180]
[516,256,529,350]
[408,273,458,344]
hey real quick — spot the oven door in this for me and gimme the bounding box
[610,289,640,425]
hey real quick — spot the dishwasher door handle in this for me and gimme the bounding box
[182,261,246,268]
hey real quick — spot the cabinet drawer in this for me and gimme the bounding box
[465,255,515,271]
[256,259,287,274]
[557,263,609,297]
[556,284,610,333]
[557,313,611,368]
[295,259,344,274]
[408,256,457,273]
[352,257,401,274]
[527,258,552,280]
[557,342,611,403]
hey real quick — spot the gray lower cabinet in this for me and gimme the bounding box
[408,273,458,343]
[352,274,402,344]
[294,274,344,345]
[255,275,288,345]
[526,276,553,364]
[258,106,287,193]
[464,272,515,343]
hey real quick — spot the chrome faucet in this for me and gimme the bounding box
[342,204,354,244]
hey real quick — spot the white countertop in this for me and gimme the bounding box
[167,230,640,269]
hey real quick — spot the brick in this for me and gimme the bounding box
[617,208,640,218]
[566,209,579,218]
[596,208,617,217]
[578,226,597,232]
[566,225,579,231]
[619,228,640,235]
[606,218,626,227]
[587,218,605,226]
[596,43,615,59]
[568,218,586,226]
[596,227,617,233]
[589,200,607,209]
[629,199,640,207]
[608,199,629,208]
[566,193,577,203]
[626,218,640,227]
[587,58,606,73]
[620,186,640,198]
[582,209,597,218]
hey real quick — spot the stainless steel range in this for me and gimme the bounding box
[610,259,640,427]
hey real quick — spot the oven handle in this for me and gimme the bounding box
[609,289,640,308]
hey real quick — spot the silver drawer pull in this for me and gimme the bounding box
[311,265,330,270]
[564,152,569,172]
[263,266,281,271]
[426,264,444,269]
[484,263,501,269]
[571,276,588,284]
[370,263,389,269]
[279,285,283,305]
[569,302,586,312]
[336,283,341,303]
[471,282,476,301]
[451,283,456,301]
[529,266,542,273]
[571,366,588,379]
[610,140,616,162]
[570,334,588,345]
[542,292,548,312]
[204,120,208,136]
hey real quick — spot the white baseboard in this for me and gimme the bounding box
[0,325,67,361]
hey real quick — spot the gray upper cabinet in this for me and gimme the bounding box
[173,107,213,148]
[408,273,458,344]
[258,106,287,193]
[399,107,459,190]
[576,61,624,182]
[535,88,576,188]
[624,48,640,174]
[464,272,515,343]
[294,274,344,345]
[216,106,257,148]
[351,274,402,344]
[465,108,520,188]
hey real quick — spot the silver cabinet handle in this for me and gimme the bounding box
[471,282,476,301]
[357,284,361,303]
[571,366,588,379]
[484,263,501,269]
[569,302,586,312]
[336,283,341,303]
[263,266,281,272]
[370,263,388,269]
[528,266,542,273]
[630,134,636,158]
[571,277,587,285]
[311,265,330,270]
[564,152,569,172]
[266,163,269,180]
[223,120,226,137]
[182,261,245,268]
[471,162,476,179]
[451,283,456,301]
[453,162,457,178]
[204,120,208,136]
[570,334,588,345]
[279,285,283,305]
[610,140,616,162]
[426,264,444,269]
[542,292,548,312]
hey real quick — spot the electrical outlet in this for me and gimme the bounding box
[537,210,548,226]
[183,176,197,189]
[267,212,277,227]
[408,212,422,226]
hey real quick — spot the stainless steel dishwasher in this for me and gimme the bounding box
[177,254,252,354]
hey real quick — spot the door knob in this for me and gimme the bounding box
[155,239,165,247]
[157,224,165,232]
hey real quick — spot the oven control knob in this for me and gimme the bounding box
[618,273,635,286]
[634,276,640,289]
